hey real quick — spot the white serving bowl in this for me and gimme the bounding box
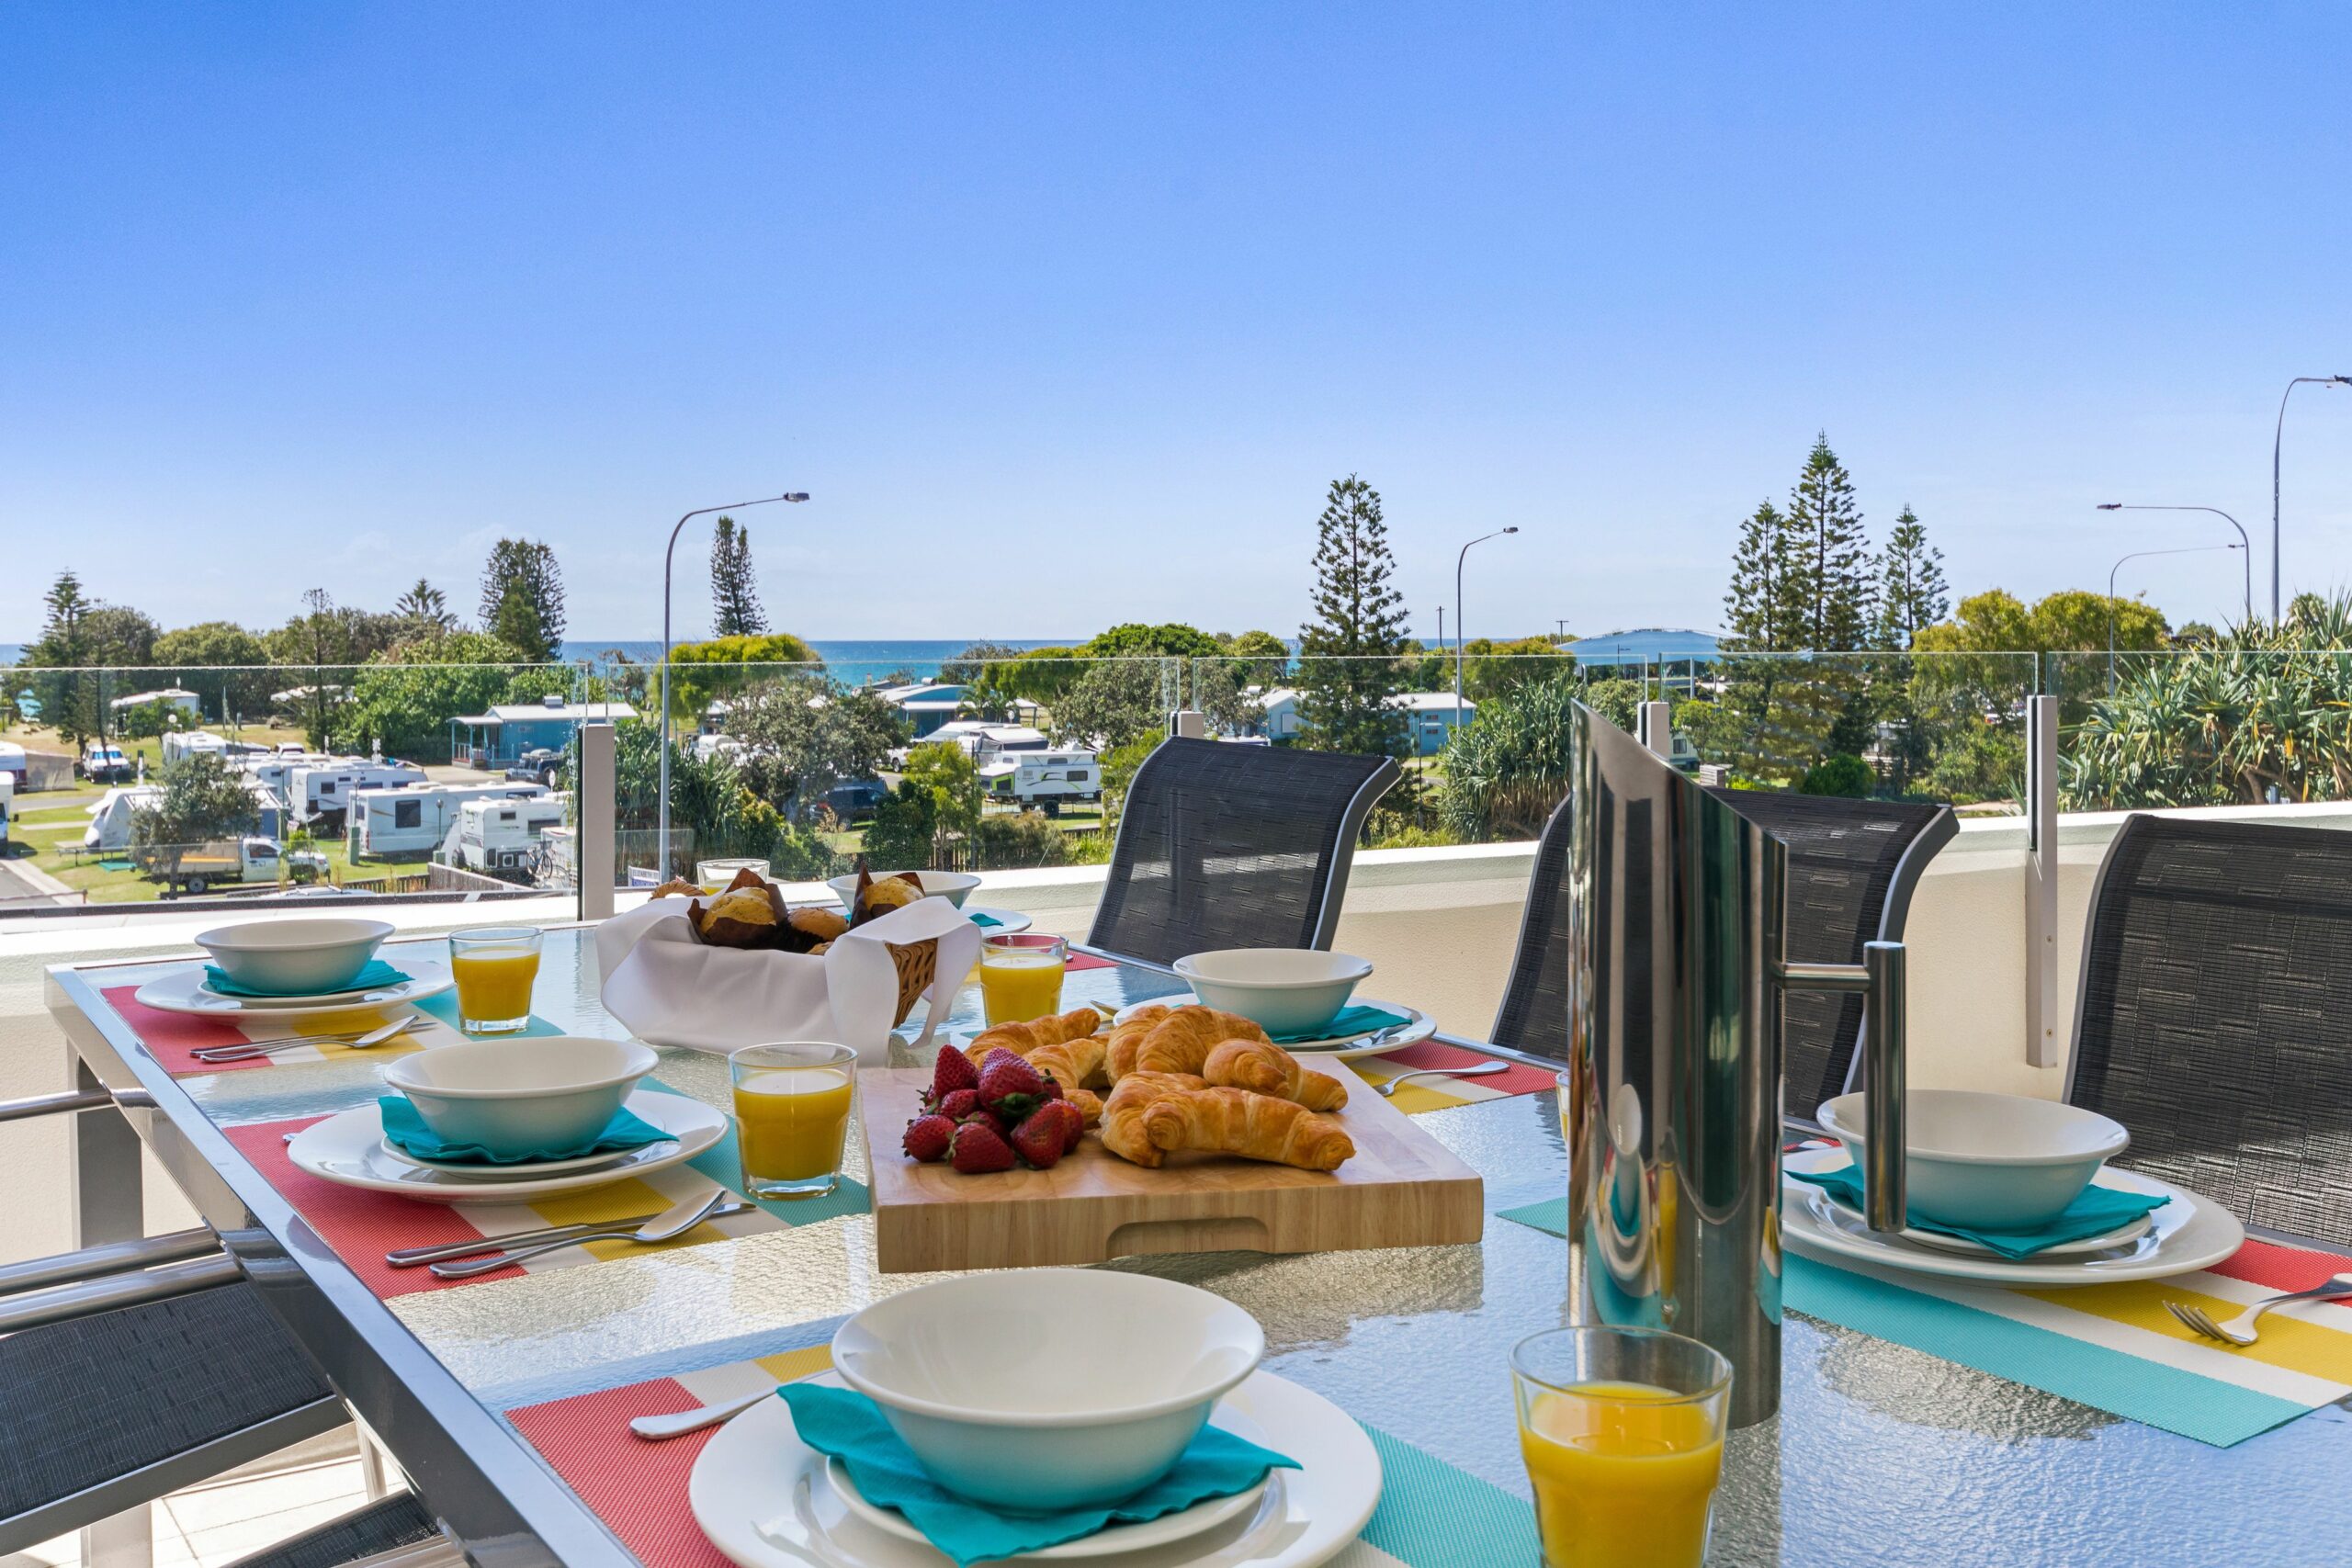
[827,869,981,912]
[1817,1089,2130,1231]
[383,1036,658,1158]
[1171,948,1374,1038]
[832,1269,1264,1511]
[195,917,394,995]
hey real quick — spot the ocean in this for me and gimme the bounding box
[0,638,1075,682]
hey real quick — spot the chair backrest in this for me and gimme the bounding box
[1085,737,1398,967]
[2067,813,2352,1248]
[1706,788,1955,1115]
[1488,791,1576,1061]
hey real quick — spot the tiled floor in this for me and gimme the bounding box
[5,1442,390,1568]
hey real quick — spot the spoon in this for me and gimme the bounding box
[1376,1061,1511,1097]
[194,1015,421,1063]
[631,1369,829,1440]
[427,1190,729,1279]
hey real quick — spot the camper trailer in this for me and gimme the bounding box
[81,785,162,852]
[161,731,229,765]
[288,761,428,832]
[978,750,1101,815]
[351,781,550,860]
[457,795,568,876]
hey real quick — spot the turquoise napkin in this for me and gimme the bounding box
[1790,1161,2170,1258]
[1269,1003,1410,1045]
[377,1098,673,1165]
[780,1383,1297,1568]
[205,959,411,998]
[968,911,1003,929]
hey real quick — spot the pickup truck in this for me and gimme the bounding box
[159,836,330,897]
[506,747,565,787]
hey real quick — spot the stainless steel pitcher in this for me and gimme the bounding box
[1563,704,1906,1427]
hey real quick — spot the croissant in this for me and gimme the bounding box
[1141,1085,1354,1172]
[966,1006,1107,1069]
[1103,1005,1174,1082]
[1133,1007,1271,1077]
[1099,1071,1207,1168]
[1203,1039,1350,1111]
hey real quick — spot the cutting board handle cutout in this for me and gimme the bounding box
[1107,1216,1274,1258]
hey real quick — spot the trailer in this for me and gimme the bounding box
[456,795,569,877]
[350,781,549,860]
[288,761,429,833]
[81,786,163,852]
[978,750,1101,815]
[161,731,230,765]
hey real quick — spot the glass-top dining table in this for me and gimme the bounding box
[42,925,2352,1566]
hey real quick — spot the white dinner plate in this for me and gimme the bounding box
[1111,997,1436,1060]
[134,964,453,1021]
[690,1368,1380,1568]
[288,1091,724,1203]
[377,1137,672,1180]
[1781,1145,2245,1286]
[824,1398,1274,1560]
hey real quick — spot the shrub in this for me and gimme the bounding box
[970,810,1071,869]
[1798,753,1873,798]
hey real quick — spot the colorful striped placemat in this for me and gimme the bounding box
[1344,1040,1555,1113]
[223,1084,867,1298]
[506,1347,1538,1568]
[1496,1196,2352,1446]
[102,981,499,1074]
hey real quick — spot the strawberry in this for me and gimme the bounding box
[925,1048,979,1109]
[1056,1100,1086,1154]
[1010,1105,1071,1169]
[949,1117,1017,1174]
[901,1114,955,1163]
[960,1106,1009,1137]
[935,1088,981,1122]
[1036,1075,1067,1101]
[977,1052,1046,1119]
[1024,1098,1084,1156]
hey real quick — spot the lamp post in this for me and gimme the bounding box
[1454,526,1520,735]
[2105,543,2242,694]
[2272,375,2352,624]
[2094,503,2254,626]
[658,492,809,874]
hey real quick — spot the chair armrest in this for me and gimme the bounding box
[0,1252,243,1334]
[0,1088,119,1123]
[0,1227,224,1301]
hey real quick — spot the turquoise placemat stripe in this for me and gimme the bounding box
[1357,1422,1539,1568]
[642,1074,872,1227]
[1781,1256,2306,1447]
[1495,1200,2309,1447]
[1498,1196,1569,1237]
[411,994,572,1040]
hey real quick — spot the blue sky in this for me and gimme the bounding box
[4,3,2350,646]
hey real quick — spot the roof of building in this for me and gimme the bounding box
[450,701,639,725]
[1385,692,1476,713]
[107,687,200,708]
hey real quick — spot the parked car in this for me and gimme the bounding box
[507,747,565,787]
[80,743,133,783]
[824,778,889,822]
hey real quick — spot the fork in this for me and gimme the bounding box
[1376,1061,1510,1097]
[2163,1271,2352,1346]
[194,1015,421,1063]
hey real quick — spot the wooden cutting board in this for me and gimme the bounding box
[859,1066,1485,1272]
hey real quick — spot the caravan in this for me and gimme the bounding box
[81,785,163,852]
[979,750,1100,815]
[457,795,569,876]
[161,731,230,765]
[288,761,429,833]
[351,781,550,859]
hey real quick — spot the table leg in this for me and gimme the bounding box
[72,1057,143,1249]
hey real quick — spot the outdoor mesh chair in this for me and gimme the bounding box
[1085,737,1399,967]
[2068,813,2352,1251]
[1487,786,1953,1085]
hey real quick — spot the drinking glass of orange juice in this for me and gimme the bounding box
[447,926,543,1034]
[1510,1325,1733,1568]
[978,933,1067,1026]
[731,1042,858,1200]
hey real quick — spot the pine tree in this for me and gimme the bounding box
[709,516,769,637]
[393,579,456,638]
[1295,475,1411,756]
[1785,434,1873,651]
[479,540,566,661]
[1872,506,1949,650]
[1723,501,1788,651]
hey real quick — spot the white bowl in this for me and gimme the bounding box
[195,918,393,995]
[827,870,981,912]
[1171,949,1374,1038]
[383,1036,658,1158]
[1816,1089,2130,1231]
[832,1269,1265,1510]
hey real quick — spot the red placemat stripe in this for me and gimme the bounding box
[222,1118,507,1297]
[1066,952,1116,972]
[509,1379,732,1568]
[1374,1038,1555,1098]
[102,984,259,1071]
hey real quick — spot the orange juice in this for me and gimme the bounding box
[734,1066,854,1185]
[450,951,539,1025]
[979,948,1065,1025]
[1519,1382,1723,1568]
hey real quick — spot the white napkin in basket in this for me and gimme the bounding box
[594,894,984,1060]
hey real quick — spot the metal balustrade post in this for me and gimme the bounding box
[1637,699,1671,758]
[578,722,616,921]
[2024,694,2061,1067]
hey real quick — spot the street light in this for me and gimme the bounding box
[658,491,810,874]
[2095,503,2254,626]
[1454,527,1520,735]
[2105,543,2242,694]
[2272,375,2352,624]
